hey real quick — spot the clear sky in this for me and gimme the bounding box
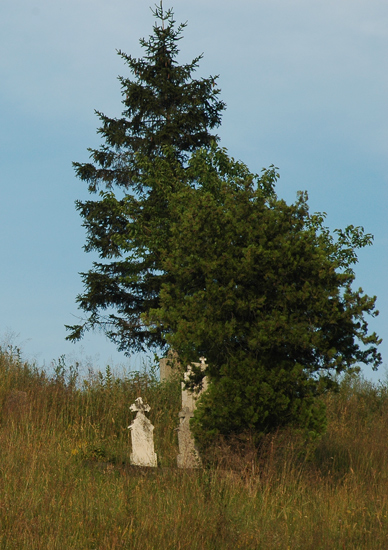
[1,0,387,380]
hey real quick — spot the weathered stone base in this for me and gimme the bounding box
[130,449,157,468]
[177,408,202,468]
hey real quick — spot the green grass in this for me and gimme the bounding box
[1,345,388,549]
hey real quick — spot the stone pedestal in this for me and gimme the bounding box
[177,407,202,468]
[128,397,157,467]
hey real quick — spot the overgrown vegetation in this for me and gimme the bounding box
[67,4,381,444]
[143,145,381,445]
[1,345,388,549]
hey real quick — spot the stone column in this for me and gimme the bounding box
[177,357,208,468]
[159,350,180,382]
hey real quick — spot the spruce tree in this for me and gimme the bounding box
[66,4,225,353]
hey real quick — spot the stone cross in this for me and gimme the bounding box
[128,397,157,467]
[177,357,208,468]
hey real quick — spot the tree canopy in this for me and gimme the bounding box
[143,145,381,442]
[68,4,381,443]
[66,4,225,352]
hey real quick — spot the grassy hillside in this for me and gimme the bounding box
[0,345,388,549]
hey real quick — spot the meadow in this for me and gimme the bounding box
[0,345,388,549]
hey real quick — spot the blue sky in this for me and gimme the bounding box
[1,0,387,380]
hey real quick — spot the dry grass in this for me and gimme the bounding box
[0,345,388,549]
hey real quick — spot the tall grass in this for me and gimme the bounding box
[1,345,388,549]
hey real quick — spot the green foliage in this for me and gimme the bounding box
[67,4,381,445]
[67,3,225,353]
[144,145,381,445]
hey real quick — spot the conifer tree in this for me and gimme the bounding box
[144,145,382,443]
[66,4,225,353]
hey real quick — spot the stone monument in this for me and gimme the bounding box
[128,397,157,467]
[159,350,180,382]
[177,357,208,468]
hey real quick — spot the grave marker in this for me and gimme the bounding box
[128,397,157,467]
[177,357,208,468]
